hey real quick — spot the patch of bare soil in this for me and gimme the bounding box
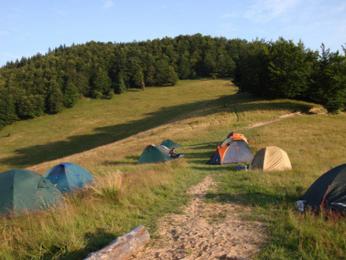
[130,176,266,260]
[248,112,301,129]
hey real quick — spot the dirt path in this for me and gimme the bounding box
[130,176,266,260]
[247,112,301,129]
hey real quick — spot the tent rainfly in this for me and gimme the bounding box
[138,145,173,164]
[251,146,292,171]
[45,162,93,193]
[297,164,346,213]
[208,140,253,165]
[0,169,62,215]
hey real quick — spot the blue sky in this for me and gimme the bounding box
[1,0,345,66]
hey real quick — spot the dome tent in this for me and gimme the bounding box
[208,140,253,165]
[251,146,292,171]
[0,169,62,215]
[298,164,346,213]
[138,144,173,164]
[161,139,181,149]
[45,162,93,193]
[223,132,248,144]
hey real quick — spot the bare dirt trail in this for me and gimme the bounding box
[130,114,306,259]
[130,176,266,260]
[247,112,301,129]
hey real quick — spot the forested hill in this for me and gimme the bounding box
[0,34,345,128]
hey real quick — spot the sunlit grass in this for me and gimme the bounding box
[0,79,343,259]
[207,113,346,259]
[0,79,235,171]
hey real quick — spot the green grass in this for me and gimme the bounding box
[205,114,346,259]
[0,161,204,259]
[0,79,235,171]
[0,79,344,259]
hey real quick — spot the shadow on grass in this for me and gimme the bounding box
[185,149,216,159]
[0,92,311,169]
[192,165,245,173]
[205,189,298,208]
[103,160,138,166]
[187,142,219,150]
[183,141,219,166]
[42,228,118,260]
[102,155,139,166]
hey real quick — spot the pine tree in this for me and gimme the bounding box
[0,88,17,128]
[234,40,269,96]
[266,39,314,98]
[132,68,145,89]
[144,65,156,86]
[155,59,178,86]
[63,79,79,108]
[114,71,127,94]
[16,94,45,119]
[167,65,178,85]
[310,45,346,112]
[46,81,64,114]
[177,53,191,79]
[89,67,112,99]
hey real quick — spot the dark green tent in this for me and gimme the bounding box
[160,139,181,149]
[0,169,62,215]
[138,145,173,164]
[299,164,346,213]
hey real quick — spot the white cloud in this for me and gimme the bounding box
[245,0,300,23]
[103,0,114,9]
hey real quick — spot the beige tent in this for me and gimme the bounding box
[251,146,292,171]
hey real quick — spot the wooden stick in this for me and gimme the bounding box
[85,225,150,260]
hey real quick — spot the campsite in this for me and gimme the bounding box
[0,78,345,259]
[1,1,346,259]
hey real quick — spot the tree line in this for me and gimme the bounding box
[0,34,345,128]
[234,38,346,112]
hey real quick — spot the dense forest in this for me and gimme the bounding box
[0,34,345,128]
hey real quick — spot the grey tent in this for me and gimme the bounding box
[208,140,253,165]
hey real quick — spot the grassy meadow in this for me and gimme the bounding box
[0,79,345,259]
[0,79,235,172]
[205,114,346,259]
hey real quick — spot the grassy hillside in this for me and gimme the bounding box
[0,79,235,171]
[205,114,346,259]
[0,79,345,259]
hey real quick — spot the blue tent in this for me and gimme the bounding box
[45,163,93,192]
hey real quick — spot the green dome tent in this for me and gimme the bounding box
[298,164,346,213]
[0,169,62,215]
[138,145,173,164]
[160,139,181,149]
